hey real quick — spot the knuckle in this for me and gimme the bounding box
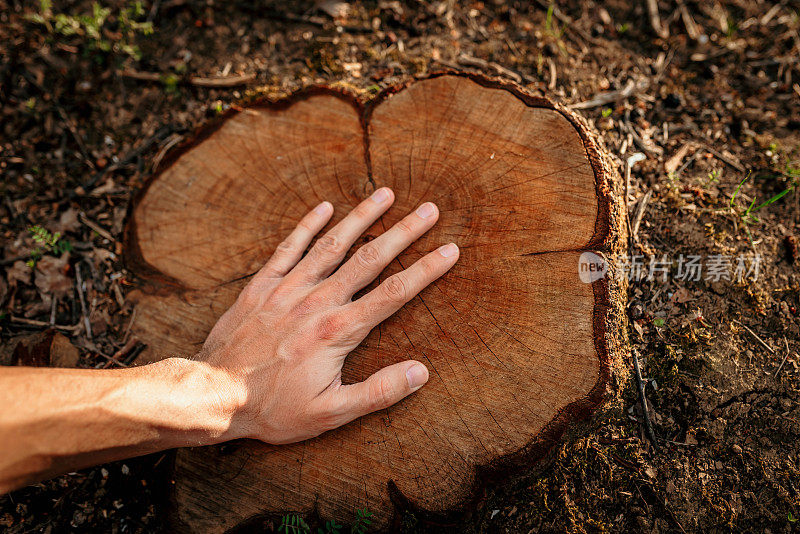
[275,239,295,254]
[315,234,343,256]
[352,204,372,219]
[315,312,346,341]
[394,219,414,235]
[370,376,395,411]
[356,243,382,269]
[420,256,439,276]
[296,219,314,232]
[237,284,262,307]
[292,291,324,317]
[314,408,342,434]
[382,275,408,303]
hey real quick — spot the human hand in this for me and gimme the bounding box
[197,188,459,444]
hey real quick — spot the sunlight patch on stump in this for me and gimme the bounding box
[125,73,627,532]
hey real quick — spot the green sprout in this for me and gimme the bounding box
[277,508,372,534]
[27,0,153,61]
[27,225,72,267]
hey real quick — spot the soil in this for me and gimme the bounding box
[1,0,799,532]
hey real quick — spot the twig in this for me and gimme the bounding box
[75,262,93,341]
[631,190,653,240]
[94,351,129,368]
[705,146,744,172]
[9,316,81,332]
[121,69,256,88]
[547,58,557,90]
[776,336,790,377]
[78,212,115,242]
[121,308,137,345]
[113,337,139,361]
[531,0,602,47]
[645,0,670,38]
[677,1,701,40]
[568,79,638,109]
[123,344,146,365]
[190,74,257,88]
[733,320,776,355]
[151,133,183,171]
[261,9,373,33]
[622,118,664,157]
[21,70,95,170]
[658,438,698,447]
[456,54,529,84]
[633,350,659,450]
[79,125,174,191]
[50,296,57,325]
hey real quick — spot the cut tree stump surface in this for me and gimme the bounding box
[125,73,627,532]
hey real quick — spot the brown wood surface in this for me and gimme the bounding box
[125,73,627,532]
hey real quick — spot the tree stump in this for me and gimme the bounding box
[125,73,627,532]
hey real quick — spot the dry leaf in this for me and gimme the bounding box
[671,287,694,304]
[6,260,31,286]
[7,330,80,367]
[664,142,694,174]
[49,332,80,367]
[54,207,80,234]
[34,254,72,297]
[316,0,349,18]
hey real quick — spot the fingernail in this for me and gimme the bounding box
[370,187,391,204]
[406,364,429,389]
[415,202,436,219]
[314,201,332,215]
[438,243,458,258]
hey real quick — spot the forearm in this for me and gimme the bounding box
[0,358,246,493]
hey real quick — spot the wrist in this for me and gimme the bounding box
[152,357,249,446]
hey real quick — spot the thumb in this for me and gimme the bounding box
[335,360,429,424]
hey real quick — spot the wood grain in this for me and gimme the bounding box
[126,73,627,532]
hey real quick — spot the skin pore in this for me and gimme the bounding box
[0,187,459,492]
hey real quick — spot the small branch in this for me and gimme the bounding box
[621,118,663,157]
[633,350,659,450]
[9,316,81,332]
[75,263,93,341]
[704,146,745,172]
[95,351,129,368]
[121,69,256,88]
[78,125,175,192]
[776,336,791,377]
[569,79,638,110]
[78,212,115,242]
[190,74,257,88]
[733,320,776,355]
[645,0,670,39]
[454,54,530,84]
[631,190,653,240]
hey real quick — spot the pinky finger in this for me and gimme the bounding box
[257,201,334,279]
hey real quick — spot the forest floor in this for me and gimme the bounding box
[1,0,800,532]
